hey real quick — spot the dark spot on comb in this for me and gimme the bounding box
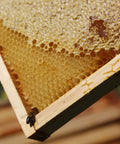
[89,17,108,39]
[45,46,48,49]
[48,48,52,52]
[12,72,19,79]
[70,53,74,57]
[80,52,85,57]
[40,43,45,48]
[61,48,66,53]
[0,45,3,53]
[74,43,79,48]
[32,39,37,45]
[53,44,57,49]
[79,47,83,51]
[49,42,54,47]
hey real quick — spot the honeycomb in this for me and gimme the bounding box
[0,0,120,112]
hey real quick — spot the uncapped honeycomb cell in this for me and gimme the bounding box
[0,0,120,112]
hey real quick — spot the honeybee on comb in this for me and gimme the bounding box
[26,107,39,127]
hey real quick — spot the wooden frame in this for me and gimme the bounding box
[0,54,120,141]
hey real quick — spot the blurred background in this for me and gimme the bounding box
[0,82,120,144]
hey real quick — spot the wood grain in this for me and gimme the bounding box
[0,54,120,141]
[0,56,35,137]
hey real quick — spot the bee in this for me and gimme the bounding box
[26,107,39,127]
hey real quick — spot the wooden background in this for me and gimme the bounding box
[0,89,120,144]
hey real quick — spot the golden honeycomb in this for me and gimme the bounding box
[0,0,120,112]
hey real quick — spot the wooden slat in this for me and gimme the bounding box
[0,55,35,137]
[32,55,120,141]
[48,106,120,140]
[0,54,120,141]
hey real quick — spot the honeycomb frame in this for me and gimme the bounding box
[0,54,120,141]
[0,0,120,113]
[0,0,120,141]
